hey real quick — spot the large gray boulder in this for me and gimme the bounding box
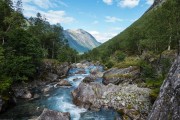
[103,66,140,85]
[148,56,180,120]
[37,109,70,120]
[39,60,70,81]
[72,82,151,119]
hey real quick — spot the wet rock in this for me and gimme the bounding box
[57,80,71,86]
[82,76,96,83]
[41,86,51,93]
[37,108,70,120]
[75,63,88,69]
[73,78,80,82]
[103,66,140,85]
[148,56,180,120]
[75,69,86,74]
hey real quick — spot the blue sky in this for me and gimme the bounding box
[17,0,154,43]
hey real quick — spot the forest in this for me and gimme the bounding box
[0,0,78,94]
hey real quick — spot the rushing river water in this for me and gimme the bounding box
[0,65,120,120]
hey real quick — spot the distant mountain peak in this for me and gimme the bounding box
[64,29,101,53]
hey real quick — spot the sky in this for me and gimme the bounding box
[14,0,154,43]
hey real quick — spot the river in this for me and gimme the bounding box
[0,65,120,120]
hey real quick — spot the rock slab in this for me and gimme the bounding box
[148,56,180,120]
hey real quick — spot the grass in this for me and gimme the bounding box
[115,57,141,68]
[144,77,164,103]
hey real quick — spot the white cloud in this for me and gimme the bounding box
[22,0,68,9]
[146,0,154,5]
[103,0,113,5]
[118,0,140,8]
[22,3,75,24]
[105,16,123,23]
[89,31,118,43]
[92,20,99,24]
[44,10,75,24]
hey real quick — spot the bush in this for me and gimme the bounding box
[145,76,164,104]
[0,76,12,94]
[105,61,114,69]
[149,88,160,104]
[115,57,140,68]
[115,51,126,62]
[139,60,156,78]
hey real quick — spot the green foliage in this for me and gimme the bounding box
[115,57,140,68]
[57,46,78,63]
[0,0,79,93]
[104,61,114,69]
[149,88,160,104]
[0,46,4,64]
[86,0,180,61]
[139,60,156,78]
[161,58,171,78]
[114,51,126,62]
[144,76,164,103]
[0,76,12,94]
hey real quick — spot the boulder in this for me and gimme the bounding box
[33,94,40,99]
[37,108,70,120]
[45,73,59,82]
[57,80,71,86]
[72,82,151,119]
[13,88,32,99]
[148,56,180,120]
[41,86,52,93]
[40,60,70,80]
[103,66,140,85]
[82,76,96,83]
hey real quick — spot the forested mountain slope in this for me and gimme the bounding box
[88,0,180,60]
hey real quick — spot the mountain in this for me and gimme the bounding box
[90,0,180,59]
[64,29,101,53]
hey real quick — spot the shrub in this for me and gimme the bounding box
[105,61,114,69]
[115,57,140,68]
[115,51,126,62]
[0,76,12,94]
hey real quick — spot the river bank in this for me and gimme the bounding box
[0,60,152,120]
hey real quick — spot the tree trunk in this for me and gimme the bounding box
[2,37,5,45]
[168,36,171,50]
[52,41,54,59]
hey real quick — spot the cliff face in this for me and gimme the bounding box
[148,56,180,120]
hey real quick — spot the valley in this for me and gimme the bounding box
[0,0,180,120]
